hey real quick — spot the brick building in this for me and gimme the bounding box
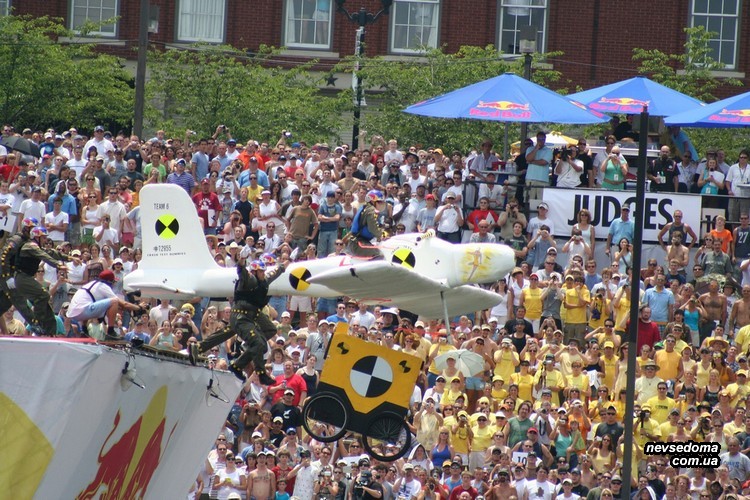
[10,0,748,94]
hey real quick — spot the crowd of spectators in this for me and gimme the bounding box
[3,123,750,500]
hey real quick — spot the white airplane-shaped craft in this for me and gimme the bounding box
[124,184,516,318]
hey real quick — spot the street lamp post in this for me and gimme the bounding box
[518,25,536,145]
[335,0,393,150]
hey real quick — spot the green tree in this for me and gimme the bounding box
[633,26,749,155]
[344,45,564,152]
[146,45,350,144]
[0,15,134,130]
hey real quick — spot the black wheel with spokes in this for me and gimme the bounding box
[362,412,411,462]
[302,392,349,443]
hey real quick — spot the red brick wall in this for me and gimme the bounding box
[16,0,750,96]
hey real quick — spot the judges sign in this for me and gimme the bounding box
[542,190,701,243]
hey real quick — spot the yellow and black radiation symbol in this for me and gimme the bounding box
[155,214,179,239]
[391,248,416,269]
[289,267,312,291]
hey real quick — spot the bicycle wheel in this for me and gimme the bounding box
[362,412,411,462]
[302,392,349,443]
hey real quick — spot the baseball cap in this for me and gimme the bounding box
[621,204,631,211]
[98,270,116,282]
[284,389,295,396]
[538,202,549,210]
[273,416,283,423]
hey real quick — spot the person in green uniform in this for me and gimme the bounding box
[345,189,385,258]
[0,218,38,333]
[190,257,286,384]
[14,226,70,335]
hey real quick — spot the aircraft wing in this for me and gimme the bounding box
[308,262,501,318]
[123,282,197,301]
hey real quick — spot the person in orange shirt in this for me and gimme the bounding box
[709,214,733,254]
[238,140,265,172]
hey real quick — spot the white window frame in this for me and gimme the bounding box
[0,0,10,16]
[70,0,118,37]
[497,0,547,56]
[389,0,441,55]
[690,0,740,70]
[283,0,334,50]
[176,0,227,43]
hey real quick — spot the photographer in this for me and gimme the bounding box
[416,469,449,500]
[314,467,339,500]
[349,460,383,500]
[554,147,583,189]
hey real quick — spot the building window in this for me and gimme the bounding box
[498,0,547,55]
[691,0,740,69]
[70,0,118,37]
[284,0,333,50]
[177,0,226,43]
[390,0,440,54]
[0,1,10,16]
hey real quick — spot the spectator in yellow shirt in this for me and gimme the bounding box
[644,382,676,424]
[653,334,682,383]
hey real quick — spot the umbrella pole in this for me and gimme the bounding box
[503,123,508,160]
[440,290,451,333]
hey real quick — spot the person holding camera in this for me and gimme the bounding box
[600,145,628,191]
[314,467,339,500]
[349,458,384,500]
[434,192,464,244]
[554,146,583,189]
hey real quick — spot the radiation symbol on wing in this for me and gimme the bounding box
[350,356,393,398]
[155,214,179,239]
[289,267,312,291]
[391,248,416,269]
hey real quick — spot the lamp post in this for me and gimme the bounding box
[518,25,536,145]
[336,0,393,150]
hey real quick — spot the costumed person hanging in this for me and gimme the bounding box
[0,218,39,334]
[344,189,385,258]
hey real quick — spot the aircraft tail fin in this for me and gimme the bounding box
[139,184,220,271]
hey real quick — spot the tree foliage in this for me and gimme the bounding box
[146,45,350,144]
[0,15,134,131]
[346,45,564,152]
[633,26,749,156]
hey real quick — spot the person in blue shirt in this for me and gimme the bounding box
[524,131,554,203]
[641,274,675,332]
[124,314,152,344]
[325,303,348,325]
[605,204,635,259]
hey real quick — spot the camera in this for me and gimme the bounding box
[284,130,293,138]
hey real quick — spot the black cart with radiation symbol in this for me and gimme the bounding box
[302,324,422,462]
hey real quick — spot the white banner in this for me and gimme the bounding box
[542,189,702,243]
[0,338,242,500]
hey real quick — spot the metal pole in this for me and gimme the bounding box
[133,0,149,138]
[519,53,532,143]
[352,26,365,151]
[620,107,649,498]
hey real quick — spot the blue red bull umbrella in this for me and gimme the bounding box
[569,76,703,117]
[665,90,750,127]
[403,72,606,124]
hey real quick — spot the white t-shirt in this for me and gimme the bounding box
[19,199,46,222]
[44,210,69,241]
[93,226,119,249]
[67,281,117,318]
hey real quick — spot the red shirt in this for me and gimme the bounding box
[192,191,221,228]
[636,319,661,352]
[272,465,295,493]
[449,484,478,500]
[271,373,307,406]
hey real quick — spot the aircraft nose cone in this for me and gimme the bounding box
[448,243,517,286]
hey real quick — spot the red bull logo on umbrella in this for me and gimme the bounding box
[471,100,531,119]
[590,96,650,113]
[706,108,750,124]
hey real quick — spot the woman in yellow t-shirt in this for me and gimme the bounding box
[520,276,543,330]
[510,360,535,402]
[451,411,473,461]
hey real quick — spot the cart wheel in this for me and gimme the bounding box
[302,392,349,443]
[362,412,411,462]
